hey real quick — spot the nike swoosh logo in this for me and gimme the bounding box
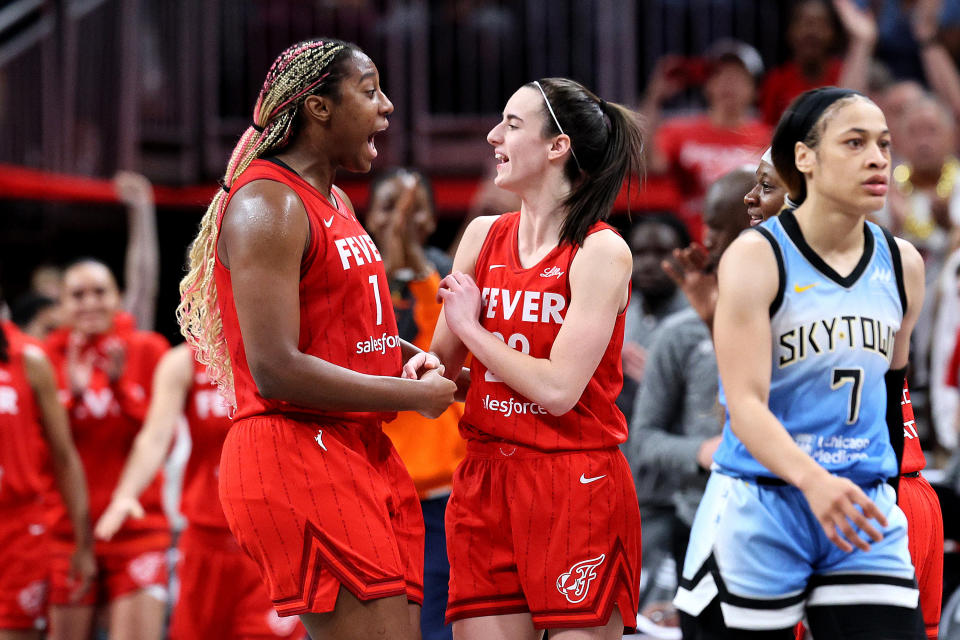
[323,216,335,228]
[793,283,817,293]
[489,264,506,270]
[579,474,606,484]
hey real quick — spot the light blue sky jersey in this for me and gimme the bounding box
[713,211,906,485]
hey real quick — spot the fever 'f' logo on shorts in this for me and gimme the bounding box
[556,554,606,604]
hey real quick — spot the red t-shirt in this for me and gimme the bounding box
[656,115,771,227]
[460,212,628,451]
[214,159,402,424]
[181,354,232,530]
[0,322,47,506]
[900,378,926,474]
[45,318,170,553]
[759,59,843,126]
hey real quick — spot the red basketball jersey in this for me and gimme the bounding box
[45,320,170,550]
[901,378,926,474]
[0,322,46,506]
[182,354,232,529]
[460,212,628,451]
[215,159,402,424]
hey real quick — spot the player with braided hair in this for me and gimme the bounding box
[178,39,456,639]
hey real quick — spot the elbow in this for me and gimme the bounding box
[249,357,291,400]
[541,386,581,416]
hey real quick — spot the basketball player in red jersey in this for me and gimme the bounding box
[408,78,645,639]
[176,39,456,640]
[44,259,170,640]
[94,343,305,639]
[0,311,94,639]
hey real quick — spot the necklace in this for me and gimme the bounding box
[892,156,959,240]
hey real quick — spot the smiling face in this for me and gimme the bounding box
[800,98,891,214]
[486,86,560,194]
[61,262,120,337]
[744,159,789,226]
[324,51,393,173]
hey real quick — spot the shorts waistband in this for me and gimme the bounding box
[465,439,616,459]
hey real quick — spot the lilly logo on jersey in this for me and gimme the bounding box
[540,266,564,278]
[556,554,606,604]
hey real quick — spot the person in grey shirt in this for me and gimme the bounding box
[625,169,755,623]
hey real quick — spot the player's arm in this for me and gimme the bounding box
[23,345,95,599]
[715,233,886,553]
[95,344,193,541]
[890,238,925,371]
[221,181,455,417]
[440,229,630,416]
[421,216,498,383]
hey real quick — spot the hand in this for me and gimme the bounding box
[113,171,154,208]
[438,272,483,338]
[94,495,145,541]
[644,56,687,104]
[402,351,442,380]
[833,0,877,43]
[696,435,722,470]
[97,337,127,383]
[799,472,887,552]
[911,0,942,44]
[662,243,718,326]
[66,334,94,397]
[621,342,647,382]
[67,544,97,603]
[415,367,457,418]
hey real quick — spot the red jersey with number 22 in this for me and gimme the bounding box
[461,212,627,451]
[215,159,402,424]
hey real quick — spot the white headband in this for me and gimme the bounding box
[533,80,581,170]
[761,147,773,165]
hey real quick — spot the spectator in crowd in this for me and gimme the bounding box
[626,169,755,636]
[364,168,464,640]
[617,214,690,423]
[760,0,879,125]
[641,39,771,235]
[878,95,960,445]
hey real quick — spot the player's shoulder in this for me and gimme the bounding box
[579,226,631,263]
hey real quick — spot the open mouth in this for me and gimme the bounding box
[495,151,509,169]
[748,211,764,227]
[863,175,888,196]
[368,123,389,158]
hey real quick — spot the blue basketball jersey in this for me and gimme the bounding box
[713,211,907,484]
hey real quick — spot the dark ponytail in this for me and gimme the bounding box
[771,86,866,206]
[529,78,645,246]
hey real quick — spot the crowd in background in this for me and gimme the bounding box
[5,0,960,638]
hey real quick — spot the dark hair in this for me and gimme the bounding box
[770,86,866,205]
[10,293,56,329]
[527,78,645,246]
[629,212,692,249]
[0,323,7,363]
[368,167,435,215]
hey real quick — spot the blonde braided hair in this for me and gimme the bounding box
[177,38,356,405]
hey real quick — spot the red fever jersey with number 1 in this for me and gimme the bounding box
[461,212,628,450]
[181,354,232,530]
[214,158,402,424]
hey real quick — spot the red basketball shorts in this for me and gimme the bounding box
[445,441,642,630]
[49,543,168,607]
[0,502,49,630]
[218,415,425,618]
[169,524,304,639]
[899,473,943,640]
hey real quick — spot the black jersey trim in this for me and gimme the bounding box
[779,210,875,288]
[753,226,786,317]
[264,155,298,175]
[880,226,908,317]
